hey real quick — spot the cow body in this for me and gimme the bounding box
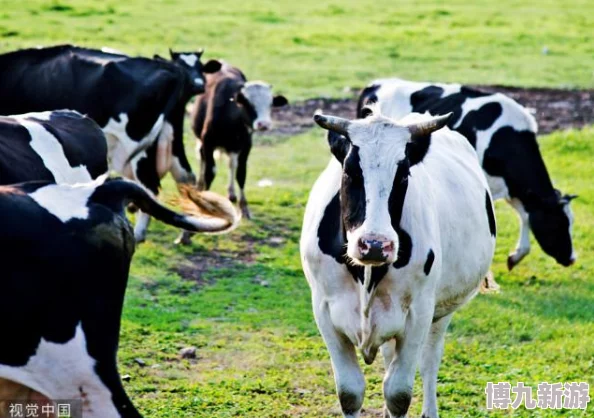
[358,79,576,269]
[189,62,287,227]
[0,175,240,418]
[0,45,220,242]
[0,110,107,185]
[301,109,495,417]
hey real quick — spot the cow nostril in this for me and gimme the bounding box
[382,241,394,253]
[358,239,370,254]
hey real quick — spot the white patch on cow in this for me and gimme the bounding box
[100,46,126,55]
[14,111,55,121]
[29,176,107,223]
[0,323,121,418]
[103,113,165,176]
[241,82,275,131]
[15,117,93,184]
[179,53,198,67]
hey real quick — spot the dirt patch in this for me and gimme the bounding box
[175,242,256,285]
[265,85,594,137]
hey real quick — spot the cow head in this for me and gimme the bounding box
[167,48,222,94]
[236,81,288,131]
[529,190,577,267]
[314,107,452,266]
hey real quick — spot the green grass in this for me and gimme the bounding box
[0,0,593,99]
[1,1,592,416]
[113,124,594,417]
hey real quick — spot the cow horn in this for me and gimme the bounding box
[197,48,204,55]
[313,113,351,136]
[407,112,453,138]
[564,194,578,202]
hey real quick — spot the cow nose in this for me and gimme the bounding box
[255,121,270,131]
[358,237,394,263]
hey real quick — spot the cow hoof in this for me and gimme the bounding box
[240,206,252,220]
[134,234,146,244]
[127,203,139,213]
[228,194,237,203]
[174,232,193,246]
[507,255,518,271]
[196,180,206,191]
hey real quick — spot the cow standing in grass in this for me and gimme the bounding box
[358,79,577,269]
[0,175,239,418]
[300,108,496,418]
[190,62,288,218]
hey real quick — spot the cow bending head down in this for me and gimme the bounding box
[237,81,288,131]
[314,107,452,267]
[529,190,577,267]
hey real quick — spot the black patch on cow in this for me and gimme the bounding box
[393,227,413,269]
[454,102,503,148]
[317,193,388,289]
[327,131,351,163]
[135,143,161,195]
[237,92,258,123]
[406,132,432,166]
[386,391,412,418]
[341,146,366,231]
[356,84,380,118]
[485,191,497,237]
[387,160,415,269]
[424,249,435,275]
[409,85,491,130]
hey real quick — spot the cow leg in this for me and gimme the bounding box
[197,144,216,191]
[419,314,453,418]
[383,301,433,418]
[227,153,238,203]
[236,145,251,219]
[507,198,531,270]
[313,294,365,418]
[381,340,397,418]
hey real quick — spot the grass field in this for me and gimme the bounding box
[1,1,593,417]
[1,0,593,98]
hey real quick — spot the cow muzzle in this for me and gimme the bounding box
[254,120,272,131]
[356,235,396,265]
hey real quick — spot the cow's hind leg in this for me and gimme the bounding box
[313,295,365,418]
[419,314,453,418]
[506,198,531,270]
[227,152,238,203]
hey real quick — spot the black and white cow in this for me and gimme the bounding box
[0,110,107,185]
[358,79,577,269]
[0,44,221,242]
[0,175,240,418]
[301,108,496,418]
[190,62,288,218]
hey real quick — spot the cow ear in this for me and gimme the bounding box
[202,59,222,74]
[272,95,288,107]
[168,48,176,59]
[327,130,351,164]
[196,48,204,57]
[561,194,578,204]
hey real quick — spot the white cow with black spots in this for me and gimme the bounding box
[300,106,496,418]
[358,78,577,269]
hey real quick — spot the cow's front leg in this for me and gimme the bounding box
[236,145,251,219]
[419,313,453,418]
[313,294,365,418]
[381,340,397,418]
[506,198,531,270]
[383,300,433,418]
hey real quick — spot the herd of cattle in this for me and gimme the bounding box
[0,44,578,418]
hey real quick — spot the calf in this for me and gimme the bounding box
[0,110,107,185]
[301,107,495,417]
[190,62,288,220]
[0,45,221,242]
[0,175,239,418]
[358,79,576,269]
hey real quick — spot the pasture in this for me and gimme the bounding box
[1,0,593,417]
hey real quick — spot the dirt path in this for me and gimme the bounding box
[267,85,594,137]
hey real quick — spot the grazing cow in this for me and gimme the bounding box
[301,108,496,418]
[0,110,107,185]
[358,79,577,269]
[0,175,239,418]
[0,44,221,242]
[189,62,288,220]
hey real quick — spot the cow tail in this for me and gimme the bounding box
[95,178,241,233]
